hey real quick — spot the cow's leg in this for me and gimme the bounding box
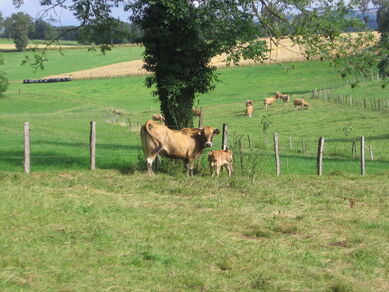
[187,160,195,177]
[146,152,159,176]
[216,165,221,177]
[226,164,232,177]
[155,155,161,171]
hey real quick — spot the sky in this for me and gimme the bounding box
[0,0,128,26]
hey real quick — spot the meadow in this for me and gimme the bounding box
[0,47,388,291]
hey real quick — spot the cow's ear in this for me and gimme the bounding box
[213,129,220,135]
[197,128,203,135]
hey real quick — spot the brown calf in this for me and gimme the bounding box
[294,98,310,109]
[192,106,202,117]
[208,150,233,177]
[152,114,165,122]
[245,100,254,117]
[264,96,276,109]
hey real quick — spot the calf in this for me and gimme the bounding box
[192,106,202,117]
[245,100,254,117]
[152,114,165,122]
[208,150,233,177]
[263,96,276,109]
[275,91,290,103]
[294,98,310,110]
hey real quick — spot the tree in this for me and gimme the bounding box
[4,12,33,51]
[377,1,389,33]
[351,0,372,24]
[14,0,374,128]
[29,19,57,40]
[0,54,8,97]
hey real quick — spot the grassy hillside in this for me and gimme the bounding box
[0,170,388,291]
[0,60,388,174]
[1,46,144,81]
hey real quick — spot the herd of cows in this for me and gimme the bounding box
[142,91,310,177]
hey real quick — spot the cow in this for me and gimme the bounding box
[152,114,165,122]
[275,91,290,103]
[263,96,276,109]
[140,120,220,176]
[192,106,202,117]
[280,94,290,103]
[245,100,254,117]
[294,98,310,110]
[208,150,233,177]
[275,91,283,99]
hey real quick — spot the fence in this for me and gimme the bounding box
[0,121,381,176]
[311,74,388,112]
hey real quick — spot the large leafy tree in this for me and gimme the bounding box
[14,0,375,128]
[4,12,33,51]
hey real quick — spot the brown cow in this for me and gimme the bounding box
[140,120,220,176]
[275,91,283,99]
[275,91,290,103]
[263,96,276,109]
[281,94,290,103]
[245,100,254,117]
[152,114,165,122]
[192,106,202,117]
[294,98,310,110]
[208,150,233,177]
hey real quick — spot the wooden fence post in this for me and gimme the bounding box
[24,122,30,174]
[273,133,281,176]
[317,137,325,175]
[222,123,228,150]
[198,107,203,128]
[90,121,96,170]
[247,135,251,150]
[369,145,374,161]
[360,136,365,175]
[289,137,292,149]
[364,98,367,109]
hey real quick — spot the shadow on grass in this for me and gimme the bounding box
[326,134,389,143]
[31,140,141,151]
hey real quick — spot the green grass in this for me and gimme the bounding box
[0,53,388,291]
[0,170,388,291]
[1,45,144,81]
[0,60,388,174]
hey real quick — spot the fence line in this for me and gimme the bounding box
[0,121,385,176]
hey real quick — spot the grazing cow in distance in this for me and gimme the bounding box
[152,114,165,122]
[275,91,283,99]
[245,100,254,117]
[192,106,202,117]
[294,98,310,110]
[281,94,290,103]
[275,91,290,103]
[263,96,276,109]
[140,120,220,176]
[208,150,233,177]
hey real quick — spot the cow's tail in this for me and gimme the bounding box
[144,120,163,155]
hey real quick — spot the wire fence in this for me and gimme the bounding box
[0,121,387,175]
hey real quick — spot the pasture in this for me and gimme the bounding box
[0,47,388,291]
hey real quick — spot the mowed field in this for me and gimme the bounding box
[0,45,388,291]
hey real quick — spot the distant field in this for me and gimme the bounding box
[0,38,82,49]
[1,46,144,81]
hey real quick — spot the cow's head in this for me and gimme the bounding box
[198,127,220,148]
